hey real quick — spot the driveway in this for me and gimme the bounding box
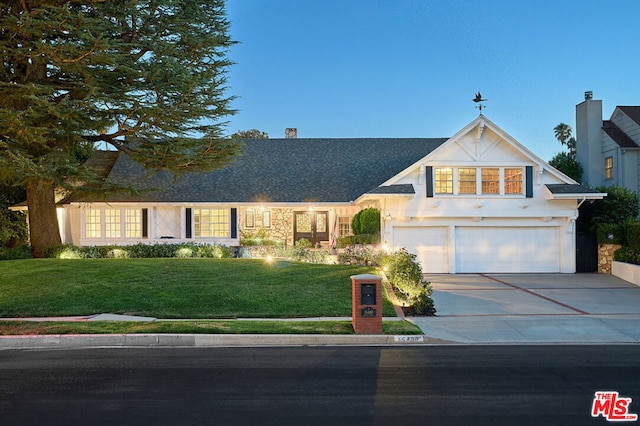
[409,273,640,344]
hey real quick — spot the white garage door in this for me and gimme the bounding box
[456,227,561,273]
[393,227,449,273]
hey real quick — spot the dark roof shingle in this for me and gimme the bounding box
[70,138,447,203]
[618,106,640,127]
[545,184,604,194]
[603,120,639,148]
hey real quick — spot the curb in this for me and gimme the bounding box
[0,333,453,350]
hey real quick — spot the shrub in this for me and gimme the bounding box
[44,243,234,259]
[626,221,640,251]
[596,223,625,245]
[337,234,380,247]
[351,207,380,235]
[380,248,435,316]
[0,245,33,260]
[578,185,639,232]
[337,245,382,266]
[614,247,640,265]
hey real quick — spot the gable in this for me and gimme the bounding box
[382,115,575,188]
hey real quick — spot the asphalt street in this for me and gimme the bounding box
[1,345,639,426]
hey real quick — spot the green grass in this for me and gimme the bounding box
[0,258,396,319]
[0,320,423,336]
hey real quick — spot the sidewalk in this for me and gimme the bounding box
[0,314,450,350]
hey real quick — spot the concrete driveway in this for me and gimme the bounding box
[409,273,640,344]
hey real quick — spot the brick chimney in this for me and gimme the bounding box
[285,128,297,139]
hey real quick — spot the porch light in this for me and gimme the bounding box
[384,213,391,221]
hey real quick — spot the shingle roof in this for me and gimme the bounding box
[603,120,639,148]
[364,184,415,195]
[618,106,640,127]
[69,138,447,203]
[545,184,603,194]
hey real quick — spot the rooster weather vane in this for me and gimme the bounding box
[472,92,487,113]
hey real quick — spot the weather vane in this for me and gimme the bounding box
[472,92,487,113]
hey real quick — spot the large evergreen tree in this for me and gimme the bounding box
[0,1,240,257]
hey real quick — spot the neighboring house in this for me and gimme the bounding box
[576,91,640,194]
[34,115,604,273]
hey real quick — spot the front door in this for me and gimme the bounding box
[294,211,329,246]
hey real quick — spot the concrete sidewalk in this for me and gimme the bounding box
[410,273,640,344]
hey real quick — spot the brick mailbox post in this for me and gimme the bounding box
[351,274,383,334]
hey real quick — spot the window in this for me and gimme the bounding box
[105,209,121,238]
[481,168,500,194]
[458,168,477,194]
[605,157,614,180]
[435,168,453,194]
[245,210,255,228]
[194,209,230,238]
[338,216,352,236]
[125,209,142,238]
[85,209,101,238]
[262,211,271,228]
[504,168,523,194]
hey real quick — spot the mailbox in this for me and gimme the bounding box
[361,283,376,305]
[351,274,383,334]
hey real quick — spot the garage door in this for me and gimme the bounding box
[393,227,449,273]
[456,227,561,273]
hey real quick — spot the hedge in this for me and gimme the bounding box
[45,243,234,259]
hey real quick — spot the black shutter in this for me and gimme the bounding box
[141,209,148,238]
[426,166,434,198]
[230,208,237,239]
[525,166,533,198]
[185,208,192,239]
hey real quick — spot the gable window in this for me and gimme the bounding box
[481,168,500,194]
[605,157,614,180]
[85,209,101,238]
[504,168,523,194]
[194,209,230,238]
[435,168,453,194]
[458,168,477,194]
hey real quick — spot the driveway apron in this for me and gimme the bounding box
[409,273,640,344]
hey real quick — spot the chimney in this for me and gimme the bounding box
[576,91,603,185]
[285,128,297,139]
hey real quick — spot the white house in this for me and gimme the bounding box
[42,115,604,273]
[576,91,640,193]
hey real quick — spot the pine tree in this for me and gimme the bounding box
[0,1,240,256]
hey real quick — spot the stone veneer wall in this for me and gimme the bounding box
[270,209,294,246]
[598,244,622,274]
[239,208,294,247]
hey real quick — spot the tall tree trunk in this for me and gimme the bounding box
[26,180,62,258]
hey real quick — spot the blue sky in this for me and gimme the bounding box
[224,0,640,161]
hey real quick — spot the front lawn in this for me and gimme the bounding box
[0,258,396,318]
